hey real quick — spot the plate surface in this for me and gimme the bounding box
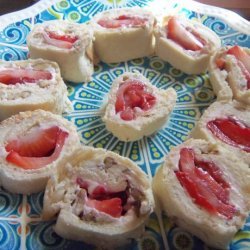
[0,0,249,249]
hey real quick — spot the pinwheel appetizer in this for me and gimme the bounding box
[102,72,177,141]
[209,45,250,104]
[153,139,250,249]
[0,59,71,121]
[155,15,221,74]
[191,101,250,165]
[91,7,156,63]
[43,146,154,248]
[27,20,94,83]
[0,110,80,194]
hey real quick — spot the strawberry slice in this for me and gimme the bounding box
[176,171,217,214]
[119,107,134,121]
[207,117,250,152]
[227,46,250,89]
[176,148,236,219]
[227,46,250,74]
[77,177,129,217]
[0,68,52,85]
[43,31,78,49]
[194,159,230,189]
[86,198,122,218]
[47,31,78,43]
[5,126,69,169]
[76,178,107,199]
[178,148,195,174]
[115,79,156,121]
[215,57,226,70]
[6,126,59,157]
[194,167,229,204]
[97,15,147,29]
[167,16,204,51]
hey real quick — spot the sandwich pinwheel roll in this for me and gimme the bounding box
[209,45,250,104]
[43,147,154,248]
[91,7,156,63]
[27,20,94,83]
[155,15,221,74]
[102,72,177,141]
[153,139,250,249]
[191,101,250,165]
[0,110,80,194]
[0,59,71,121]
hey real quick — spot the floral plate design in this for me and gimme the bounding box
[0,0,249,249]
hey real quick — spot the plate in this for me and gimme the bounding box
[0,0,249,249]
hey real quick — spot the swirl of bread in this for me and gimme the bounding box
[0,59,71,121]
[43,146,154,248]
[209,46,250,104]
[0,109,81,194]
[155,15,221,74]
[27,20,94,83]
[102,72,177,141]
[191,101,250,166]
[91,7,156,63]
[153,138,250,249]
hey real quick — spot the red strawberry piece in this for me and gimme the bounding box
[194,167,229,204]
[167,16,204,51]
[5,126,68,169]
[115,79,156,121]
[176,147,236,219]
[178,147,195,174]
[6,126,59,157]
[207,117,250,152]
[43,31,77,49]
[215,57,226,70]
[176,171,217,214]
[178,148,228,203]
[76,177,89,190]
[97,15,147,29]
[47,31,78,43]
[119,107,135,121]
[86,197,122,218]
[76,178,107,199]
[194,159,230,189]
[0,68,52,85]
[227,46,250,89]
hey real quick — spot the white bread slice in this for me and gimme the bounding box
[0,59,71,121]
[152,138,250,249]
[91,7,155,63]
[0,109,80,194]
[191,101,250,166]
[155,15,221,74]
[102,72,177,141]
[27,20,94,83]
[43,146,154,248]
[209,46,250,104]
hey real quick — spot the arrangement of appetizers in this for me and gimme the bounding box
[0,5,249,249]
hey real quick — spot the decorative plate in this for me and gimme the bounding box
[0,0,249,249]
